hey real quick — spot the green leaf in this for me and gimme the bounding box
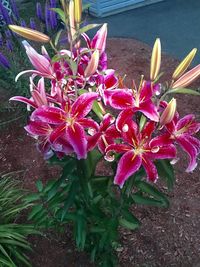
[73,24,101,41]
[54,29,63,47]
[28,205,43,220]
[47,157,76,200]
[155,159,175,190]
[167,87,200,95]
[92,100,104,120]
[132,193,167,207]
[119,218,139,230]
[139,115,146,131]
[120,209,140,230]
[75,211,87,250]
[135,181,169,208]
[61,179,79,221]
[50,8,66,23]
[24,193,40,203]
[36,180,43,193]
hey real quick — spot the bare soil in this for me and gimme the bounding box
[0,38,199,267]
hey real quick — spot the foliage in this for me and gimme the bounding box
[8,0,200,266]
[0,176,39,267]
[25,153,173,266]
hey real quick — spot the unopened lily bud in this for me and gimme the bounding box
[84,50,100,77]
[74,0,82,24]
[93,23,107,54]
[172,48,197,80]
[69,0,76,39]
[150,38,161,81]
[160,98,176,126]
[172,64,200,88]
[8,25,50,43]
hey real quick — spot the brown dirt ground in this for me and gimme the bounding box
[0,38,200,267]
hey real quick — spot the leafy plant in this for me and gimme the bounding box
[0,176,39,267]
[8,0,200,266]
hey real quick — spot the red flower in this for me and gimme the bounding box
[109,81,159,131]
[31,93,99,159]
[105,121,176,188]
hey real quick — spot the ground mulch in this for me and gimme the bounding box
[0,38,199,267]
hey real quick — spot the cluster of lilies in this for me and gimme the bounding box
[8,5,200,188]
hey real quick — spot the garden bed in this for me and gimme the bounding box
[0,38,199,267]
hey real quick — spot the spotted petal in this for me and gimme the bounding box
[177,135,198,172]
[114,151,142,188]
[31,106,66,124]
[66,122,87,160]
[71,92,98,119]
[142,155,158,182]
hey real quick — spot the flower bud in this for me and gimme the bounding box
[172,48,197,80]
[69,0,76,39]
[172,64,200,89]
[93,23,107,54]
[160,98,176,126]
[150,38,161,81]
[8,25,50,43]
[74,0,82,24]
[84,50,100,77]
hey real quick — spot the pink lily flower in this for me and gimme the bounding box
[87,113,121,153]
[105,121,176,188]
[25,120,74,159]
[109,81,159,131]
[15,41,55,81]
[165,114,200,172]
[30,93,99,159]
[10,78,56,109]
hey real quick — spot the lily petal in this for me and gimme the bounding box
[25,121,51,136]
[71,92,98,118]
[177,135,198,172]
[66,122,87,160]
[116,109,135,132]
[31,106,66,124]
[114,151,142,188]
[142,155,158,182]
[9,96,37,108]
[148,144,176,159]
[137,100,159,122]
[110,90,134,109]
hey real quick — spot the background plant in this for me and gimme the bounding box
[0,175,39,267]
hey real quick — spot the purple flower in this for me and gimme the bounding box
[10,0,19,19]
[0,33,3,46]
[36,2,44,21]
[0,53,10,69]
[45,3,50,31]
[0,1,12,24]
[5,30,12,39]
[50,0,57,8]
[30,18,36,30]
[6,40,13,52]
[20,19,26,27]
[49,9,57,29]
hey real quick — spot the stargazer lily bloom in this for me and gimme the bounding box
[25,120,74,159]
[10,78,56,109]
[30,93,99,159]
[15,41,55,81]
[151,113,200,172]
[168,114,200,172]
[109,81,159,131]
[105,121,176,188]
[87,113,121,153]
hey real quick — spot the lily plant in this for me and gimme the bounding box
[9,1,200,266]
